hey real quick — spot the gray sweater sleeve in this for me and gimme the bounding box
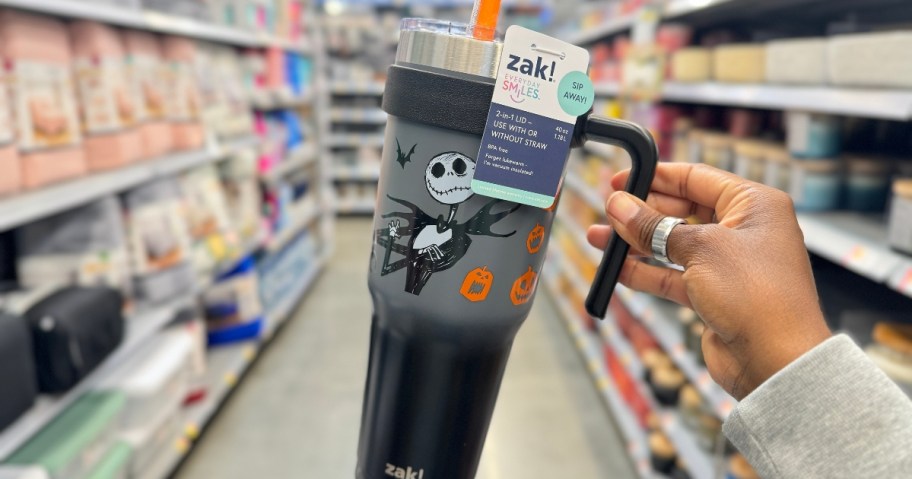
[723,334,912,478]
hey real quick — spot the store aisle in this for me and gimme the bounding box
[176,219,634,479]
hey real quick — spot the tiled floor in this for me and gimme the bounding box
[176,219,635,478]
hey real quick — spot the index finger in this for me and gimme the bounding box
[612,163,748,218]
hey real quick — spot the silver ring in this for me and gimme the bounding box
[652,217,686,264]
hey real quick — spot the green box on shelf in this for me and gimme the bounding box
[5,392,126,477]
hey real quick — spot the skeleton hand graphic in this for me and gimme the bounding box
[387,220,401,239]
[420,245,444,261]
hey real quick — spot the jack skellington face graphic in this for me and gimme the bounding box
[425,152,475,205]
[375,151,520,295]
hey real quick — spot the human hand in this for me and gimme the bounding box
[587,163,831,399]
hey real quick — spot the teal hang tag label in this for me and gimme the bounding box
[472,25,593,209]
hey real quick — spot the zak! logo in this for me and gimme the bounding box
[385,463,424,479]
[502,53,554,104]
[507,54,556,82]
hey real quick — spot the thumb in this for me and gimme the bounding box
[606,191,709,267]
[605,191,664,258]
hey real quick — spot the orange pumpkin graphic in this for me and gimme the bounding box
[460,266,493,302]
[510,267,537,306]
[526,223,545,254]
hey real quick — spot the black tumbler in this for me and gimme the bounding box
[358,18,658,479]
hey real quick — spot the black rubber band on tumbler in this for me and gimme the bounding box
[383,65,495,135]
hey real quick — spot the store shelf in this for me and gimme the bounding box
[261,143,319,184]
[266,202,321,254]
[595,305,715,479]
[555,215,736,419]
[550,244,719,478]
[328,134,386,148]
[615,284,736,419]
[566,13,638,45]
[557,216,602,264]
[262,256,324,339]
[136,434,191,479]
[180,256,324,475]
[544,278,655,479]
[0,292,197,460]
[564,173,606,214]
[663,0,736,17]
[797,212,912,299]
[329,108,388,124]
[0,135,259,232]
[333,169,381,182]
[336,199,376,215]
[184,340,260,439]
[594,81,912,120]
[253,90,315,110]
[594,82,622,97]
[0,0,311,52]
[569,2,745,44]
[329,81,386,96]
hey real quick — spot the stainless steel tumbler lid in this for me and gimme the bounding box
[396,18,503,79]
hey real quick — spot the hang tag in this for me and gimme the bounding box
[472,26,593,209]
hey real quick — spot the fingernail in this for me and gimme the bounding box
[607,192,639,223]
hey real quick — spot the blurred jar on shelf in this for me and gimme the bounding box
[687,320,706,366]
[763,144,791,192]
[650,365,686,407]
[786,111,841,159]
[889,179,912,256]
[727,453,760,479]
[679,384,705,430]
[702,132,734,172]
[790,158,843,211]
[845,155,893,212]
[696,412,723,452]
[642,347,673,383]
[866,322,912,397]
[713,44,766,83]
[671,47,712,83]
[733,139,769,183]
[649,431,678,475]
[670,118,693,163]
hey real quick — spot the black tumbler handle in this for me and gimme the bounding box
[574,115,658,319]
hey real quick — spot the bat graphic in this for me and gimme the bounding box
[396,139,417,169]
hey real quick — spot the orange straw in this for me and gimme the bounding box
[470,0,502,41]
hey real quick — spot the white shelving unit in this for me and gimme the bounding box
[329,81,386,96]
[554,213,737,418]
[329,108,388,124]
[594,81,912,120]
[564,173,606,214]
[594,304,716,479]
[327,133,386,148]
[266,200,322,254]
[333,168,381,182]
[262,256,325,338]
[566,0,742,45]
[260,143,319,185]
[0,136,258,232]
[335,198,377,215]
[0,293,196,460]
[544,277,656,479]
[566,13,637,45]
[797,212,912,299]
[0,0,312,52]
[0,2,331,477]
[615,284,737,419]
[252,91,316,111]
[549,247,720,479]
